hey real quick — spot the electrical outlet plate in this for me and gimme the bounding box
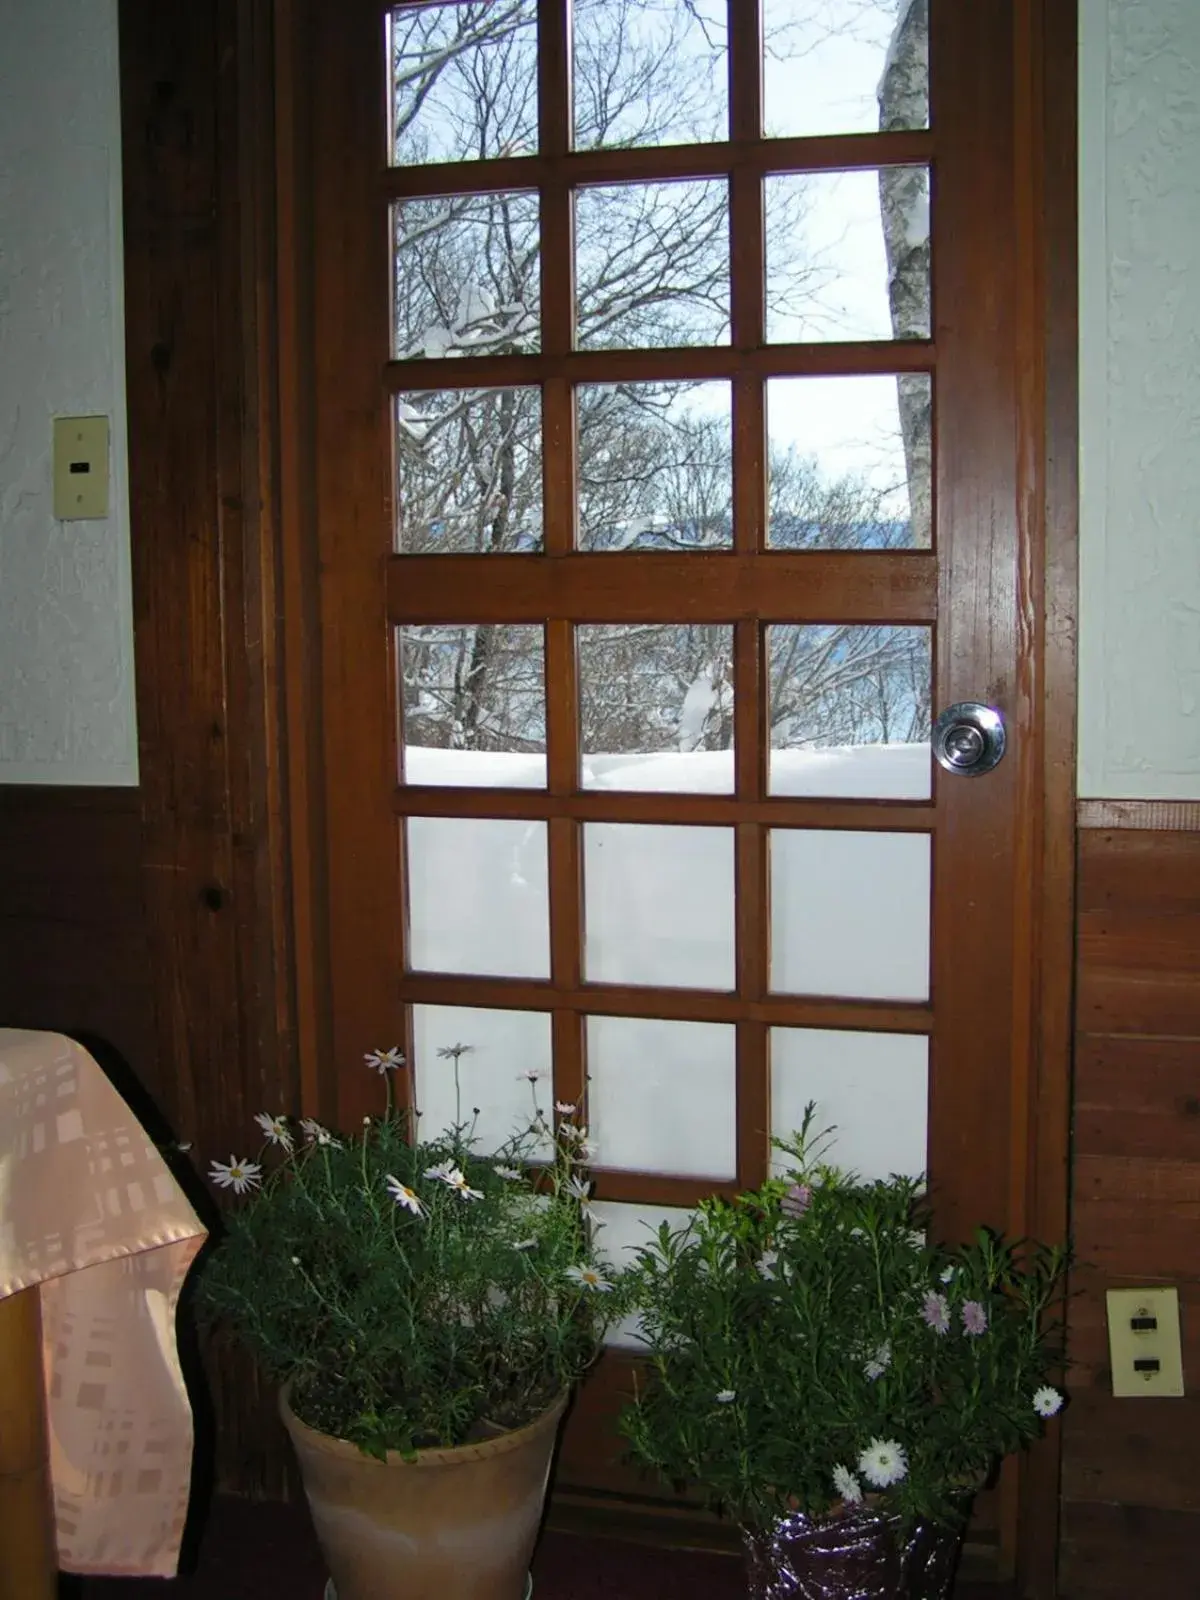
[1106,1287,1184,1398]
[53,415,109,520]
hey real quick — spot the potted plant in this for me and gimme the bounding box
[196,1049,614,1600]
[616,1110,1067,1600]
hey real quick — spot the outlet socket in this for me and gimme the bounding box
[1106,1287,1184,1398]
[53,416,109,520]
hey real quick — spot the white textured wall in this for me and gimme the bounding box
[1078,0,1200,799]
[0,0,137,785]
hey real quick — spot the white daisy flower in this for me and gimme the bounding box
[715,1389,736,1404]
[209,1156,263,1195]
[423,1159,456,1182]
[494,1164,524,1182]
[565,1264,612,1292]
[576,1139,599,1162]
[555,1101,577,1115]
[864,1341,892,1381]
[436,1164,484,1201]
[517,1070,542,1083]
[1032,1386,1063,1418]
[512,1237,538,1252]
[385,1176,426,1216]
[756,1249,779,1280]
[858,1438,908,1489]
[253,1112,292,1149]
[565,1175,592,1202]
[364,1047,405,1074]
[832,1464,863,1505]
[299,1118,340,1147]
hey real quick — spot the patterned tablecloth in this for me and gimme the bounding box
[0,1029,206,1576]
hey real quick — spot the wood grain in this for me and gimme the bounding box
[386,551,937,624]
[1060,1500,1200,1598]
[1066,822,1200,1590]
[379,127,935,200]
[385,339,935,391]
[1078,799,1200,832]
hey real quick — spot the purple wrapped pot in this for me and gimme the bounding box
[742,1503,962,1600]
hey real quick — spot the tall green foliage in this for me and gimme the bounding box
[197,1072,613,1460]
[619,1112,1067,1531]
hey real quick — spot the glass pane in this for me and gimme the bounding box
[590,1199,694,1348]
[587,1015,736,1179]
[762,0,929,139]
[578,624,734,792]
[407,817,550,978]
[412,1005,554,1157]
[767,374,932,550]
[771,1027,928,1181]
[767,625,931,799]
[769,828,930,1000]
[583,823,735,990]
[577,381,733,552]
[573,0,728,150]
[399,625,546,788]
[388,2,538,166]
[392,194,540,359]
[393,389,543,553]
[765,167,930,343]
[576,181,730,349]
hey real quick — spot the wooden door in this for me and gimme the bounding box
[291,0,1070,1584]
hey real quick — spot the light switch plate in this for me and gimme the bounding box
[53,415,109,520]
[1106,1286,1184,1397]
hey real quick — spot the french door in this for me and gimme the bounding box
[297,0,1065,1582]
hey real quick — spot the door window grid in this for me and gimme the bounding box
[383,0,936,1203]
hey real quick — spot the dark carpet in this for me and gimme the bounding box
[59,1495,1007,1598]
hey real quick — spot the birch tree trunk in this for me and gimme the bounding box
[878,0,932,548]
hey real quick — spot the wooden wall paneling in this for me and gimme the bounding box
[1016,0,1079,1589]
[119,0,298,1496]
[309,0,405,1133]
[274,0,335,1124]
[1063,825,1200,1596]
[0,789,155,1095]
[1060,1502,1200,1600]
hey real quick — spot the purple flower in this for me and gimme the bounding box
[962,1299,988,1336]
[781,1183,812,1218]
[921,1291,951,1335]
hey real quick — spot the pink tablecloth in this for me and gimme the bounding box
[0,1029,206,1576]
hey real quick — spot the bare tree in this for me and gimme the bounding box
[390,0,931,763]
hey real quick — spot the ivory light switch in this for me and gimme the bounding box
[53,416,109,519]
[1106,1287,1184,1398]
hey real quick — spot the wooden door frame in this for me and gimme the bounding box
[120,0,1077,1588]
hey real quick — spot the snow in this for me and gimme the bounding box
[403,733,934,1329]
[675,667,717,751]
[903,189,930,250]
[420,323,455,359]
[403,745,933,995]
[405,747,548,788]
[406,740,932,799]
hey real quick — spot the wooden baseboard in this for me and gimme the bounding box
[1077,798,1200,831]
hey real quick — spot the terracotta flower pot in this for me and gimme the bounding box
[280,1386,568,1600]
[743,1501,963,1600]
